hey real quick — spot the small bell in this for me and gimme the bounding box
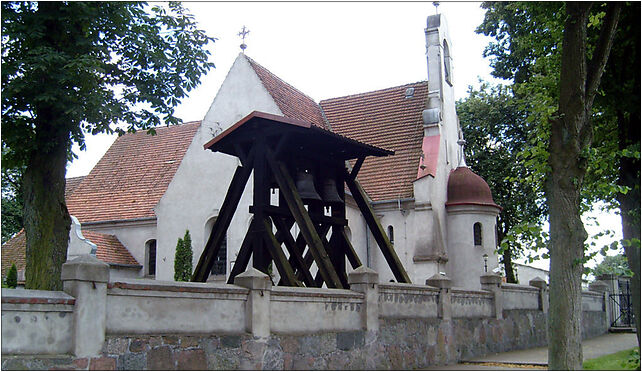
[295,171,322,202]
[321,178,343,205]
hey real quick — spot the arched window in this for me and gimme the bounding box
[205,217,227,276]
[443,40,453,86]
[387,225,394,245]
[473,223,482,247]
[145,240,157,276]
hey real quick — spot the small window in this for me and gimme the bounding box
[387,225,394,245]
[473,223,482,247]
[146,240,157,276]
[211,234,227,276]
[443,40,453,86]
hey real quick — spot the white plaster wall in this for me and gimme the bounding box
[1,290,74,355]
[446,205,499,289]
[270,287,363,333]
[105,280,248,334]
[450,290,494,318]
[109,266,143,280]
[379,283,439,318]
[154,54,283,281]
[502,284,539,310]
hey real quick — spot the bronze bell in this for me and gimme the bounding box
[295,171,322,202]
[321,178,343,205]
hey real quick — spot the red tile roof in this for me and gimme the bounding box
[1,229,26,278]
[1,229,139,278]
[82,231,140,266]
[66,122,200,223]
[320,82,428,201]
[65,176,85,198]
[246,56,329,130]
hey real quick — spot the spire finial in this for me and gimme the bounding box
[238,25,250,53]
[433,2,440,14]
[457,139,468,168]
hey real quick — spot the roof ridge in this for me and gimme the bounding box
[244,54,320,105]
[320,81,428,103]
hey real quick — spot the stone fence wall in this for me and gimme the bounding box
[1,255,611,370]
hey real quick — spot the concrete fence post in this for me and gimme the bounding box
[235,268,272,338]
[480,274,503,320]
[426,273,452,320]
[589,280,611,331]
[61,254,110,357]
[529,276,548,313]
[348,266,379,332]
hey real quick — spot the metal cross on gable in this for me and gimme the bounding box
[238,25,250,52]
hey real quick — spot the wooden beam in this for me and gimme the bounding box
[349,157,365,180]
[273,217,315,286]
[192,149,255,282]
[340,228,362,269]
[324,232,349,288]
[343,168,411,283]
[250,205,348,226]
[267,152,343,289]
[262,217,300,287]
[226,218,259,284]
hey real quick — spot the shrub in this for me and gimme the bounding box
[174,230,193,281]
[6,263,18,288]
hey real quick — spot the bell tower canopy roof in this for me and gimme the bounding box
[446,166,501,210]
[204,111,393,162]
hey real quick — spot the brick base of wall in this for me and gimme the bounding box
[1,310,606,370]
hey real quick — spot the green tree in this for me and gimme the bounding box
[1,167,24,244]
[1,2,215,290]
[478,2,622,368]
[174,230,193,282]
[593,254,631,278]
[6,263,18,288]
[457,83,546,283]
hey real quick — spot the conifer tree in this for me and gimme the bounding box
[6,263,18,288]
[174,230,193,281]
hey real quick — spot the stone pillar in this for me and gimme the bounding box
[589,280,611,330]
[480,274,503,320]
[235,268,271,338]
[61,254,109,357]
[348,266,379,332]
[426,273,452,320]
[529,276,548,313]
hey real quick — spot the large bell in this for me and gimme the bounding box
[321,178,343,205]
[295,171,322,202]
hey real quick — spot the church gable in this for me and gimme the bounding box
[320,82,429,201]
[66,121,200,223]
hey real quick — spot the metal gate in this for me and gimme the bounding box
[609,280,635,327]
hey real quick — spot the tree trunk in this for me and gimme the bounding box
[547,3,591,369]
[617,110,641,347]
[23,113,71,290]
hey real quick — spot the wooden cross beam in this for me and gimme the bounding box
[343,168,411,283]
[192,148,256,282]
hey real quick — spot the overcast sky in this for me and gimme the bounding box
[64,2,622,273]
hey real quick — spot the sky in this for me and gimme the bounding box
[64,2,622,273]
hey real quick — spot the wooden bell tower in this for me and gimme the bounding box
[192,111,410,288]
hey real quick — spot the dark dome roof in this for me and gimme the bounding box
[446,167,501,209]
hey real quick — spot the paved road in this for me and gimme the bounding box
[423,332,638,370]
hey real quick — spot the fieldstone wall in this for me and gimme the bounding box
[2,309,602,370]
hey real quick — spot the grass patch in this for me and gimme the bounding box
[583,347,640,370]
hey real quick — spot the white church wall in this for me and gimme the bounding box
[155,54,284,281]
[446,204,499,289]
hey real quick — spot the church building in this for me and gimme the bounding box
[2,14,501,289]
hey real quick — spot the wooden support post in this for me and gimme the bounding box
[273,217,315,286]
[329,165,348,287]
[252,138,271,274]
[262,217,300,286]
[227,218,259,284]
[267,153,343,289]
[192,150,255,282]
[341,228,363,269]
[343,168,411,283]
